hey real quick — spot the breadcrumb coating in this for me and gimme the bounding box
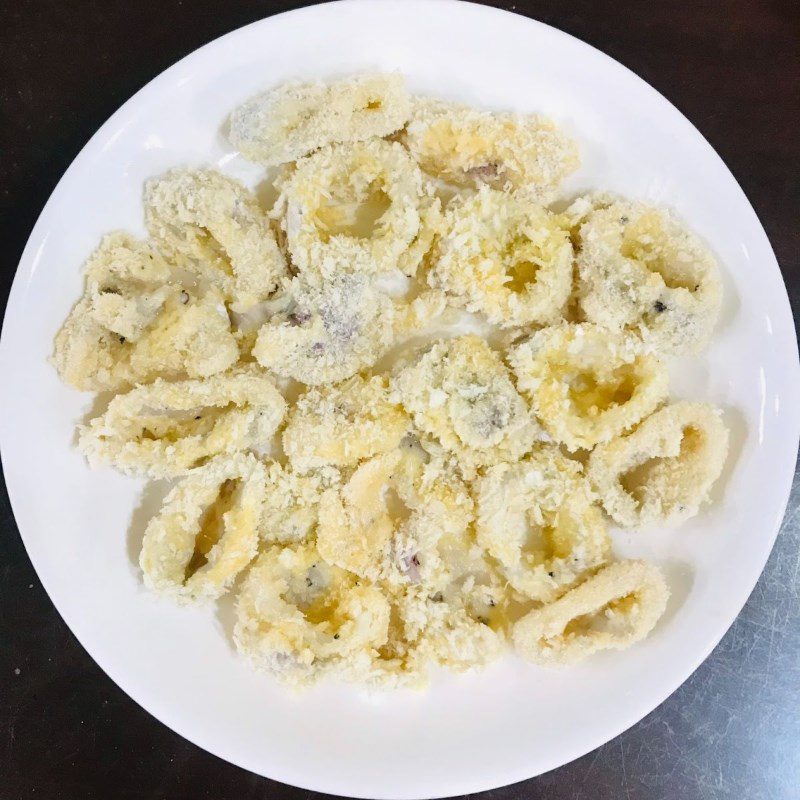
[233,543,391,685]
[260,462,341,545]
[475,446,610,602]
[509,323,669,451]
[140,454,266,603]
[145,168,286,311]
[53,233,238,391]
[577,201,722,355]
[403,97,579,201]
[230,73,411,166]
[277,139,428,279]
[79,366,286,479]
[587,401,729,527]
[283,375,409,472]
[252,274,396,385]
[429,186,573,327]
[392,335,543,477]
[513,560,669,665]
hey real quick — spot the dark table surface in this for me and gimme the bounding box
[2,1,798,799]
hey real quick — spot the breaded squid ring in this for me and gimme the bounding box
[587,401,729,527]
[509,323,669,451]
[53,234,238,391]
[145,168,286,311]
[391,335,543,477]
[317,446,473,582]
[259,462,341,545]
[79,366,286,478]
[229,73,411,166]
[512,560,669,665]
[402,97,579,201]
[278,139,427,278]
[429,187,573,327]
[577,201,722,355]
[475,446,611,602]
[252,274,396,385]
[233,544,390,684]
[139,454,266,602]
[282,375,409,473]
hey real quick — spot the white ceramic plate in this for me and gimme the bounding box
[1,1,798,797]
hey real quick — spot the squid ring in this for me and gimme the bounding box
[139,453,266,602]
[253,274,396,385]
[317,447,473,583]
[79,366,286,478]
[233,544,390,684]
[429,186,573,327]
[229,73,411,166]
[509,323,669,452]
[391,334,543,477]
[53,233,238,391]
[587,401,729,527]
[512,560,669,665]
[402,97,579,202]
[282,375,409,473]
[278,139,427,278]
[259,462,341,545]
[577,201,722,355]
[475,446,611,602]
[145,168,286,311]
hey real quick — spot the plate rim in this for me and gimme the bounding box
[1,1,799,796]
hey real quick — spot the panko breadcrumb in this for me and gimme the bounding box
[79,366,286,479]
[509,323,669,451]
[403,96,579,201]
[139,454,266,603]
[587,401,729,527]
[53,233,239,391]
[475,446,610,602]
[392,335,544,477]
[277,139,428,279]
[282,375,409,473]
[233,543,391,685]
[430,186,573,327]
[252,274,397,385]
[229,73,411,166]
[145,168,286,311]
[577,201,722,355]
[513,560,669,665]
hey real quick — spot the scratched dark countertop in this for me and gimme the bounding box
[1,1,798,799]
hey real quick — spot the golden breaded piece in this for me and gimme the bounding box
[509,323,669,451]
[403,97,579,201]
[229,73,411,166]
[139,454,266,603]
[260,462,341,545]
[283,375,409,473]
[233,544,390,686]
[145,168,286,311]
[513,560,669,665]
[79,366,286,479]
[276,139,428,278]
[429,186,573,327]
[53,233,239,391]
[588,401,729,528]
[577,201,722,355]
[396,194,444,278]
[317,444,474,583]
[252,274,396,385]
[475,446,610,602]
[391,335,543,477]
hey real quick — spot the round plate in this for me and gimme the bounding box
[1,1,798,797]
